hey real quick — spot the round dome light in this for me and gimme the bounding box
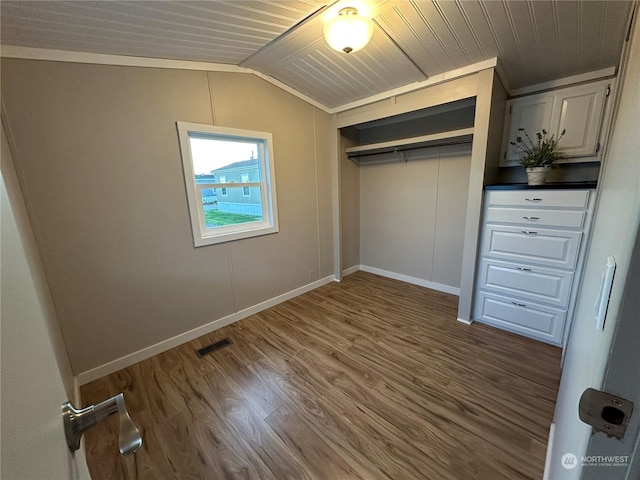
[323,7,374,54]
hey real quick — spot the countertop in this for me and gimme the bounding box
[485,182,597,191]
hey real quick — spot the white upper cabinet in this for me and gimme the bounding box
[501,79,611,166]
[502,94,556,163]
[552,81,608,158]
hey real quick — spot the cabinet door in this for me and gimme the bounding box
[551,80,608,158]
[501,93,556,164]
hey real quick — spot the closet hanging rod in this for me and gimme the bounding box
[347,136,473,159]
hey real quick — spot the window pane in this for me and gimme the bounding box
[202,187,263,229]
[200,187,217,206]
[189,137,262,183]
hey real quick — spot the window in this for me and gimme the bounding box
[241,174,250,197]
[176,122,279,246]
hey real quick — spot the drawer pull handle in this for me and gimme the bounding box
[525,198,543,202]
[522,216,540,221]
[511,301,527,307]
[516,267,532,272]
[521,230,538,235]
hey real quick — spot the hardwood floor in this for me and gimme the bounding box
[81,271,562,479]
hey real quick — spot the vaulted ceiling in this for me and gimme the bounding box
[1,1,635,110]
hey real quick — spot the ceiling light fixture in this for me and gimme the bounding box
[323,7,374,54]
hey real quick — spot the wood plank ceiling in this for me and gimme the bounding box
[0,0,634,110]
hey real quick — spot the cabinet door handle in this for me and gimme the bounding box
[525,198,543,202]
[516,267,532,272]
[521,230,538,235]
[511,301,527,307]
[522,216,540,221]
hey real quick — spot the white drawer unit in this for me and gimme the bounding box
[485,207,586,229]
[478,259,574,307]
[475,292,567,345]
[485,189,591,209]
[474,188,595,346]
[483,226,582,270]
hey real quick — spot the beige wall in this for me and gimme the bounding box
[339,133,360,272]
[1,59,332,374]
[359,145,471,289]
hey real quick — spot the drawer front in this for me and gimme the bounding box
[474,292,565,345]
[478,259,574,307]
[486,190,590,209]
[486,207,586,229]
[483,225,582,269]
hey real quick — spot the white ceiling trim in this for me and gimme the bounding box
[0,45,249,73]
[249,70,332,112]
[329,57,498,114]
[509,66,617,97]
[0,45,498,115]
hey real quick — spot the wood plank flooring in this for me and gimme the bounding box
[81,271,562,479]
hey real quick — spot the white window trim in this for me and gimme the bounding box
[176,121,279,247]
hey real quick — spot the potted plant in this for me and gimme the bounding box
[510,128,566,185]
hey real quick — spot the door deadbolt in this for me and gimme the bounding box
[578,388,633,440]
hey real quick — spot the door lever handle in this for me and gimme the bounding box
[62,393,142,456]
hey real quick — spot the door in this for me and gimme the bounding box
[544,10,639,480]
[1,123,91,479]
[582,230,640,479]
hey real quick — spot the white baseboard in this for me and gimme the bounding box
[543,422,555,480]
[359,265,461,296]
[341,265,360,277]
[76,275,335,385]
[457,317,473,325]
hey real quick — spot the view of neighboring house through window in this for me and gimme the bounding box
[176,122,279,246]
[241,174,251,196]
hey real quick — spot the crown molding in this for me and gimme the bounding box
[509,67,617,97]
[0,45,250,73]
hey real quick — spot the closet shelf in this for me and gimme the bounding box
[345,127,474,160]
